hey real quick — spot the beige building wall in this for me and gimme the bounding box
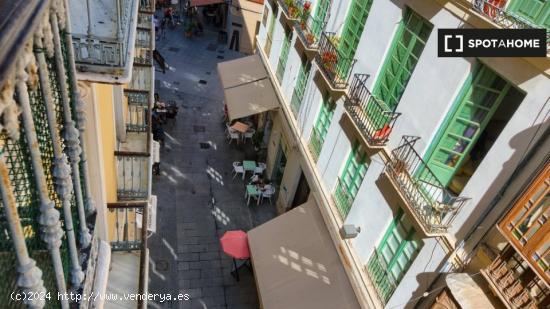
[228,0,264,54]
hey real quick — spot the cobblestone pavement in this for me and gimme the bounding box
[147,19,277,309]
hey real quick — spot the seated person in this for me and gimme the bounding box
[260,181,272,192]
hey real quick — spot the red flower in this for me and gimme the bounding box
[303,1,311,10]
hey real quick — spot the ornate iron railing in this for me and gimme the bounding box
[481,246,550,308]
[125,90,150,132]
[107,202,148,251]
[295,14,325,50]
[472,0,550,51]
[115,151,150,200]
[385,136,469,235]
[316,32,357,90]
[278,0,305,20]
[0,0,98,307]
[366,250,398,304]
[345,74,401,147]
[139,0,156,13]
[332,178,355,218]
[72,0,138,72]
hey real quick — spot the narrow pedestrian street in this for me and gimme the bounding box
[147,22,277,309]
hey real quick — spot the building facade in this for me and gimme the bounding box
[252,0,550,307]
[0,0,155,308]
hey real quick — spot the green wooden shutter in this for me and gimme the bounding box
[337,0,373,77]
[333,142,369,217]
[367,211,422,302]
[373,8,432,111]
[311,0,330,37]
[309,93,334,160]
[276,26,293,82]
[508,0,550,28]
[290,58,312,115]
[425,64,513,186]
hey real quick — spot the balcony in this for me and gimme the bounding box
[278,0,304,26]
[315,32,356,95]
[295,15,324,58]
[115,151,150,200]
[481,246,550,308]
[139,0,156,13]
[379,136,469,237]
[106,202,150,308]
[469,0,549,52]
[344,74,401,150]
[70,0,140,83]
[125,91,150,132]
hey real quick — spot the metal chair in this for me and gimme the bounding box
[254,162,266,175]
[260,186,275,204]
[232,162,245,179]
[242,128,255,143]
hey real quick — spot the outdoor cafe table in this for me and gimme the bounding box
[245,184,260,206]
[242,160,256,179]
[231,121,250,133]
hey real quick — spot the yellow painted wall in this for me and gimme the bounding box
[230,0,264,54]
[95,83,118,204]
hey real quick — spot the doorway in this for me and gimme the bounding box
[272,143,287,187]
[291,172,310,210]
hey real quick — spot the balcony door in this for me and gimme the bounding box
[425,64,523,191]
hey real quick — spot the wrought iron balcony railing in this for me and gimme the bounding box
[279,0,305,21]
[0,0,100,307]
[366,250,398,304]
[481,246,550,308]
[139,0,156,13]
[108,202,148,251]
[333,178,355,218]
[345,74,401,147]
[138,12,153,29]
[384,136,469,236]
[115,151,150,200]
[296,14,325,51]
[107,201,150,308]
[472,0,550,51]
[125,91,150,132]
[316,32,357,90]
[71,0,140,81]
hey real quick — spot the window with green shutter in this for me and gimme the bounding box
[309,93,334,160]
[367,211,422,303]
[333,142,369,217]
[311,0,330,37]
[373,8,432,111]
[276,26,293,82]
[507,0,550,28]
[290,57,312,116]
[425,64,519,188]
[337,0,373,76]
[265,4,279,56]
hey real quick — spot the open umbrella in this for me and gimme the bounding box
[220,230,250,280]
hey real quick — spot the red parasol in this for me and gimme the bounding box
[220,230,250,260]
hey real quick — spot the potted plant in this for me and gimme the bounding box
[306,33,315,45]
[184,22,193,37]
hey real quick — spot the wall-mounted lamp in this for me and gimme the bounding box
[340,224,361,239]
